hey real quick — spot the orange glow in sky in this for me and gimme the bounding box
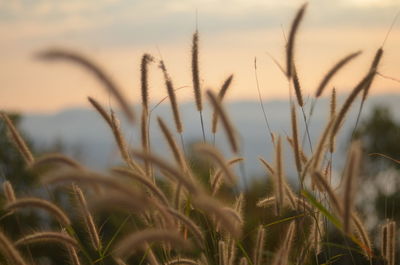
[0,1,399,113]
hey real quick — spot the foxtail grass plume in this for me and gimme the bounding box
[351,213,373,259]
[32,153,83,170]
[286,3,307,78]
[342,141,361,234]
[253,225,265,265]
[271,222,296,265]
[67,245,81,265]
[159,60,183,133]
[114,229,191,258]
[315,51,362,97]
[290,104,302,175]
[15,231,79,249]
[87,96,113,127]
[331,72,375,138]
[218,240,227,265]
[383,220,396,265]
[112,168,169,206]
[195,143,236,185]
[362,48,383,101]
[3,181,16,203]
[88,97,144,175]
[329,88,336,153]
[207,90,238,153]
[313,171,342,215]
[192,31,202,111]
[131,150,198,194]
[194,195,242,238]
[37,49,135,123]
[165,208,205,247]
[292,66,304,107]
[274,136,285,215]
[1,113,34,165]
[0,230,29,265]
[239,257,248,265]
[141,108,150,176]
[141,53,154,112]
[73,184,101,250]
[211,157,243,195]
[212,74,234,134]
[286,137,308,163]
[381,223,388,262]
[157,117,186,170]
[6,197,71,227]
[165,258,198,265]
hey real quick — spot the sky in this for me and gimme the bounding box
[0,0,399,113]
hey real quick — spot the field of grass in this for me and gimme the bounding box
[0,3,397,265]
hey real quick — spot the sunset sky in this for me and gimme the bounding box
[0,0,399,113]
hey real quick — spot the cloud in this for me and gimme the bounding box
[0,0,398,49]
